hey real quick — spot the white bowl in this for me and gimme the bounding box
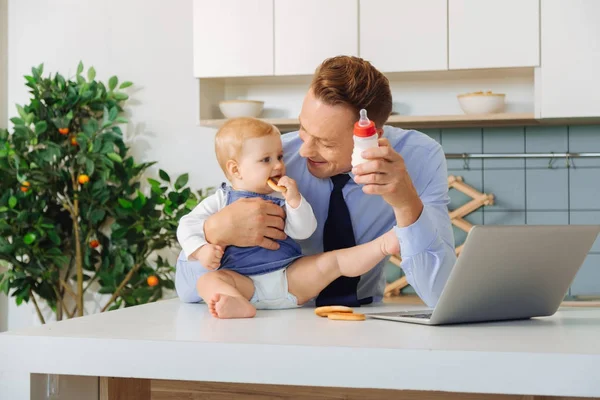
[457,91,505,114]
[219,100,264,118]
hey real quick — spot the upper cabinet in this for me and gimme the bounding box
[193,0,273,78]
[360,0,447,73]
[448,0,540,70]
[538,0,600,118]
[274,0,358,76]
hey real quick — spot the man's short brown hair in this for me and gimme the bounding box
[310,56,393,128]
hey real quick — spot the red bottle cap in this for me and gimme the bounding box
[353,109,377,137]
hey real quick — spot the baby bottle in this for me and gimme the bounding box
[351,109,379,168]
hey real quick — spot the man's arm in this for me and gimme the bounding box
[203,197,288,250]
[392,144,456,307]
[353,139,456,307]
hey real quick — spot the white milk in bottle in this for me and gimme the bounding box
[351,109,379,168]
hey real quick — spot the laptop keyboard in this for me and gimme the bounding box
[405,313,433,319]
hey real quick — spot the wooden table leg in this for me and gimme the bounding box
[100,377,151,400]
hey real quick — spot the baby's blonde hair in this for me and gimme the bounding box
[215,117,280,178]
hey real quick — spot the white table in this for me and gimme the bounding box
[1,298,600,399]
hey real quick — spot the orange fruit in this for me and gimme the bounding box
[89,239,99,249]
[78,174,90,185]
[147,275,159,287]
[59,128,69,135]
[20,181,30,192]
[70,136,78,146]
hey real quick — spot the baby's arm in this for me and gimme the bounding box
[177,190,226,263]
[274,176,317,240]
[284,195,318,240]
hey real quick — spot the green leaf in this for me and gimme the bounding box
[8,196,17,209]
[109,106,118,122]
[118,198,132,208]
[119,81,133,89]
[16,104,27,120]
[116,117,128,124]
[34,121,47,135]
[77,61,84,75]
[10,117,25,126]
[23,232,37,245]
[114,92,128,101]
[85,158,95,176]
[174,173,189,190]
[47,230,61,245]
[159,169,170,183]
[90,209,106,224]
[87,66,96,81]
[0,207,7,213]
[107,152,122,163]
[185,198,198,210]
[83,119,99,136]
[108,76,118,91]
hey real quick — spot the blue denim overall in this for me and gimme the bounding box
[218,183,303,276]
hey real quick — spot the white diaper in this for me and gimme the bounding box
[249,268,299,310]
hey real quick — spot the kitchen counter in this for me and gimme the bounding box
[1,298,600,399]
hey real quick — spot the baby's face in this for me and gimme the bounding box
[235,133,286,194]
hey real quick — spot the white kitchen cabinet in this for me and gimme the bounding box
[449,0,539,70]
[274,0,358,76]
[193,0,273,78]
[538,0,600,118]
[359,0,447,73]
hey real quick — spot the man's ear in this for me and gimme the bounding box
[226,160,241,179]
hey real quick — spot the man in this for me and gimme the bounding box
[175,56,456,308]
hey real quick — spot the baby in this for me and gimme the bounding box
[177,117,398,319]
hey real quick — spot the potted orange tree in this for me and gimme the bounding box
[0,62,209,323]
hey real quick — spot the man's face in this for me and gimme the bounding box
[297,89,356,179]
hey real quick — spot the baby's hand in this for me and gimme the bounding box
[277,176,301,209]
[192,244,224,270]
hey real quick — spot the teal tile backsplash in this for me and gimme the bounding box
[393,124,600,297]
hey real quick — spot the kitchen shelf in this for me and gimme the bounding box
[200,112,537,130]
[200,113,600,131]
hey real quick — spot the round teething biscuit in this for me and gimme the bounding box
[327,312,366,321]
[314,305,354,317]
[267,177,287,193]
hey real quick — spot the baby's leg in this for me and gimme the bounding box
[197,270,257,319]
[287,229,399,305]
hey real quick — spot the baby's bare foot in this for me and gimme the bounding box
[210,293,256,319]
[381,229,400,256]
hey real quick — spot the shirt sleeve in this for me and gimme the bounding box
[176,190,226,260]
[284,194,318,240]
[394,143,457,308]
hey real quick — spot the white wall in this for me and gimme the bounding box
[0,0,9,335]
[3,0,226,398]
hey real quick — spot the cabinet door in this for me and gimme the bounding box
[360,0,447,73]
[449,0,539,69]
[539,0,600,118]
[274,0,358,76]
[193,0,273,77]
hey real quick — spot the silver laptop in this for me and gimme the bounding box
[367,224,600,325]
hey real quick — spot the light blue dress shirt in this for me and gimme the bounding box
[174,125,456,307]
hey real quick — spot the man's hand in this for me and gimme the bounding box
[277,176,301,209]
[191,244,224,270]
[352,138,423,227]
[204,197,287,250]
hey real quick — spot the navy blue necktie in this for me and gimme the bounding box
[316,174,372,307]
